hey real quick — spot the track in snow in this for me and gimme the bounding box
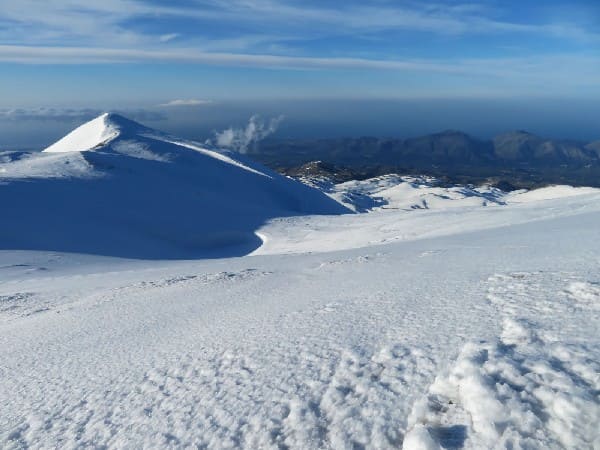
[404,271,600,449]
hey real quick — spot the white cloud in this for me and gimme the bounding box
[159,33,180,43]
[159,99,213,107]
[209,115,284,153]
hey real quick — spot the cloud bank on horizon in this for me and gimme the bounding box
[159,99,213,107]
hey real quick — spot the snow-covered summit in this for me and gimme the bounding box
[0,114,349,258]
[43,113,137,153]
[40,113,272,177]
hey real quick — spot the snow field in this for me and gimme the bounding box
[2,210,599,448]
[1,114,599,449]
[404,270,600,449]
[405,318,600,449]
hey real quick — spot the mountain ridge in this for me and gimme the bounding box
[255,129,600,187]
[0,113,349,259]
[258,129,599,166]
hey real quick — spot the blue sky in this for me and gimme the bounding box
[0,0,599,146]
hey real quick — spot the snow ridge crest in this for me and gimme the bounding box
[42,113,146,153]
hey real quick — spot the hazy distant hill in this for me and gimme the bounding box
[493,131,596,164]
[256,130,600,188]
[585,141,600,158]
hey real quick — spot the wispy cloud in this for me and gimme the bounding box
[159,99,213,107]
[0,0,151,46]
[171,1,598,41]
[0,44,598,91]
[159,33,180,43]
[1,0,597,51]
[1,0,598,100]
[0,108,102,122]
[0,44,460,70]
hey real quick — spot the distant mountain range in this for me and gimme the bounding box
[255,131,600,188]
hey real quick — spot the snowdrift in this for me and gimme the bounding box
[327,175,507,212]
[506,185,600,203]
[302,173,600,213]
[0,113,349,258]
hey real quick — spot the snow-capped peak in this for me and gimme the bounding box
[42,113,149,153]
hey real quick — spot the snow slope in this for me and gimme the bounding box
[304,175,507,213]
[506,184,600,203]
[0,113,348,258]
[255,179,600,255]
[303,173,600,213]
[0,203,598,449]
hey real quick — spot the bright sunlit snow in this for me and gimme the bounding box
[42,113,120,153]
[1,115,598,449]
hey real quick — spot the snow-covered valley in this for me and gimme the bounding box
[1,115,599,449]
